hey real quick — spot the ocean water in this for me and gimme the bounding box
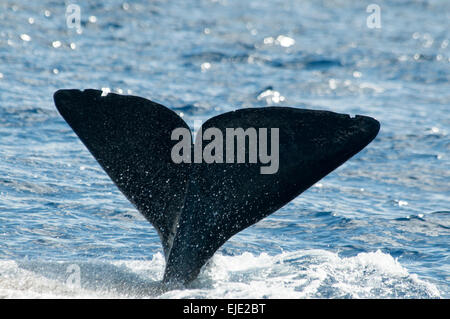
[0,0,449,298]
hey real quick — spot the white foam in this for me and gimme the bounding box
[0,250,440,299]
[163,250,440,299]
[0,260,105,298]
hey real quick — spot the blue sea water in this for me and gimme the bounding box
[0,0,449,298]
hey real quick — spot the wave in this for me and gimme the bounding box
[0,250,440,299]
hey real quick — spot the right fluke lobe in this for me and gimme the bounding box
[53,89,380,285]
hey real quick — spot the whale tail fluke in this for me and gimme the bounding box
[54,89,380,285]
